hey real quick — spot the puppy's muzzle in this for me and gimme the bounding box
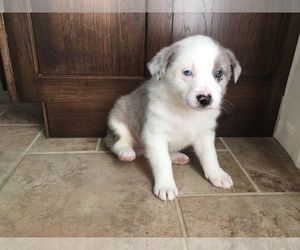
[196,94,212,107]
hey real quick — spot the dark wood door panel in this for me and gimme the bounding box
[172,13,282,79]
[3,13,39,102]
[37,77,143,104]
[32,13,146,76]
[45,102,109,138]
[38,77,143,137]
[217,79,272,137]
[146,13,173,63]
[218,113,268,137]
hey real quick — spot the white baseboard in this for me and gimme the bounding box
[274,97,300,169]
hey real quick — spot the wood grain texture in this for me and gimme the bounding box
[38,77,144,104]
[172,13,281,79]
[264,14,300,136]
[39,76,143,137]
[215,78,272,137]
[146,13,173,62]
[46,102,110,138]
[0,13,18,102]
[32,13,146,76]
[3,13,39,102]
[146,13,174,78]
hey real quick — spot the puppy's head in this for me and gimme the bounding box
[147,35,241,110]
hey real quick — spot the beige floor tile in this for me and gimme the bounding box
[187,238,300,249]
[0,126,42,184]
[0,238,186,250]
[0,104,43,124]
[29,135,98,153]
[0,153,182,237]
[180,195,300,237]
[223,137,300,192]
[174,151,256,195]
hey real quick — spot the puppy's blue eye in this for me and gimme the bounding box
[183,70,193,77]
[215,69,223,78]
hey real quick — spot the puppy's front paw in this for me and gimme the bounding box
[206,169,233,189]
[153,180,178,201]
[117,146,136,161]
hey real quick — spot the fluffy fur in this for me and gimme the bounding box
[104,35,241,201]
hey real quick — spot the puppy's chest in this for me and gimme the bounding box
[165,112,214,148]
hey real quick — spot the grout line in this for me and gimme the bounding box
[0,128,44,191]
[181,238,189,250]
[218,136,228,147]
[0,160,24,191]
[22,128,45,157]
[220,137,262,193]
[96,138,102,151]
[179,191,300,198]
[175,198,189,238]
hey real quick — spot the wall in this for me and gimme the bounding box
[274,35,300,169]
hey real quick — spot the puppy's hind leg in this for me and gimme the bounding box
[106,119,136,162]
[170,152,190,165]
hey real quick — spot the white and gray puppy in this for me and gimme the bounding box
[104,35,241,201]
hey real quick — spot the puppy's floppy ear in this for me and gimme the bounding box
[147,45,178,80]
[226,49,242,83]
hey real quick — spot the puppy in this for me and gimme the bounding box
[104,35,241,201]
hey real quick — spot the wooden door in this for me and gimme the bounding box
[2,13,300,137]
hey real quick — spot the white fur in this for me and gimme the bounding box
[106,35,241,201]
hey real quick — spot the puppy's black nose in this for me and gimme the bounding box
[196,94,212,107]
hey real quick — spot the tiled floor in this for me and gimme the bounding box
[1,103,300,241]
